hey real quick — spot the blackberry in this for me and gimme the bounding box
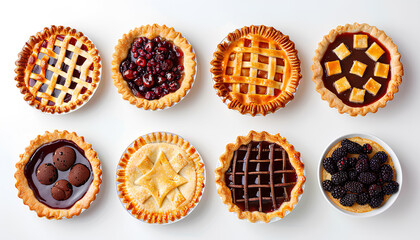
[331,172,348,185]
[322,157,337,174]
[368,184,383,197]
[348,170,358,181]
[322,180,334,192]
[369,158,382,172]
[340,193,357,207]
[355,158,369,173]
[331,147,347,161]
[369,194,384,208]
[345,181,363,194]
[358,172,377,185]
[331,186,346,199]
[337,157,349,171]
[341,139,363,154]
[356,192,370,205]
[371,151,388,164]
[347,157,357,168]
[358,153,369,162]
[363,143,373,154]
[383,181,399,195]
[380,164,393,182]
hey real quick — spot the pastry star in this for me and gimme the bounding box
[135,151,188,208]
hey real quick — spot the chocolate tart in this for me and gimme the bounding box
[215,131,305,223]
[211,25,302,116]
[112,24,196,110]
[312,23,403,116]
[15,25,101,114]
[15,130,102,219]
[116,132,205,224]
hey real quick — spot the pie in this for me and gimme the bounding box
[215,131,305,223]
[15,25,101,114]
[312,23,403,116]
[211,25,302,116]
[14,130,102,219]
[112,24,196,110]
[116,132,205,224]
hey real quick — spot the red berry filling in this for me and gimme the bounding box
[120,37,184,100]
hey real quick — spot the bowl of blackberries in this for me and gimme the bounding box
[318,133,402,217]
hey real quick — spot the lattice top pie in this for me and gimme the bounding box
[211,25,301,116]
[15,26,101,114]
[215,131,305,223]
[116,132,205,224]
[312,23,403,116]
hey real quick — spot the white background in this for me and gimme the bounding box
[1,0,418,239]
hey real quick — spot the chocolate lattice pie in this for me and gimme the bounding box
[211,25,301,116]
[15,26,101,114]
[215,131,305,222]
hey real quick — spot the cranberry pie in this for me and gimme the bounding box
[112,24,196,110]
[15,130,102,219]
[15,26,101,114]
[211,25,301,116]
[215,131,305,222]
[312,23,403,116]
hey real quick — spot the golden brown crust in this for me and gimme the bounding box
[322,137,396,213]
[15,130,102,219]
[15,25,101,114]
[312,23,403,116]
[111,24,196,110]
[211,25,301,116]
[116,132,205,224]
[215,131,305,223]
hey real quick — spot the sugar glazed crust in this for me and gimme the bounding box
[215,131,305,223]
[312,23,403,116]
[112,24,196,110]
[15,25,101,114]
[211,25,301,116]
[15,130,102,219]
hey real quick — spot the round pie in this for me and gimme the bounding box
[211,25,302,116]
[112,24,196,110]
[116,132,205,224]
[312,23,403,116]
[215,131,305,223]
[15,25,101,114]
[15,130,102,219]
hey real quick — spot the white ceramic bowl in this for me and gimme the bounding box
[318,133,402,217]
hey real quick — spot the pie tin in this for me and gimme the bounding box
[115,132,206,224]
[318,133,403,217]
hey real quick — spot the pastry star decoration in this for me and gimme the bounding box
[135,151,188,207]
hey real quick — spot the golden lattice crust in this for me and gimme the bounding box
[14,130,102,219]
[116,132,205,224]
[312,23,403,116]
[15,26,101,114]
[211,25,302,116]
[112,24,196,110]
[215,131,305,223]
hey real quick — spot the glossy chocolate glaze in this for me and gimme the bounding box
[320,32,391,107]
[24,140,93,209]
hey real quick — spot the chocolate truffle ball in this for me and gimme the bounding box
[53,146,76,171]
[51,179,73,201]
[36,163,58,185]
[68,164,91,187]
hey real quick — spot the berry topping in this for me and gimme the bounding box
[368,184,383,197]
[344,181,363,194]
[340,193,357,207]
[383,181,399,195]
[348,170,358,181]
[331,171,348,185]
[356,192,370,205]
[368,194,384,208]
[322,180,334,192]
[323,157,337,174]
[363,144,373,154]
[337,157,349,171]
[331,186,346,199]
[331,147,347,161]
[355,158,369,173]
[341,139,363,154]
[380,164,394,182]
[358,172,377,185]
[371,151,388,164]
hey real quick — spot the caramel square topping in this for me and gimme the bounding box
[334,77,351,94]
[350,60,367,77]
[366,42,385,61]
[325,60,342,76]
[364,78,382,96]
[354,34,368,49]
[333,43,351,60]
[349,88,365,103]
[374,62,390,78]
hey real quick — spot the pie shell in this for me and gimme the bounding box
[112,24,196,110]
[15,130,102,219]
[215,131,306,223]
[321,136,396,213]
[116,132,205,224]
[15,25,101,114]
[312,23,403,116]
[211,25,302,116]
